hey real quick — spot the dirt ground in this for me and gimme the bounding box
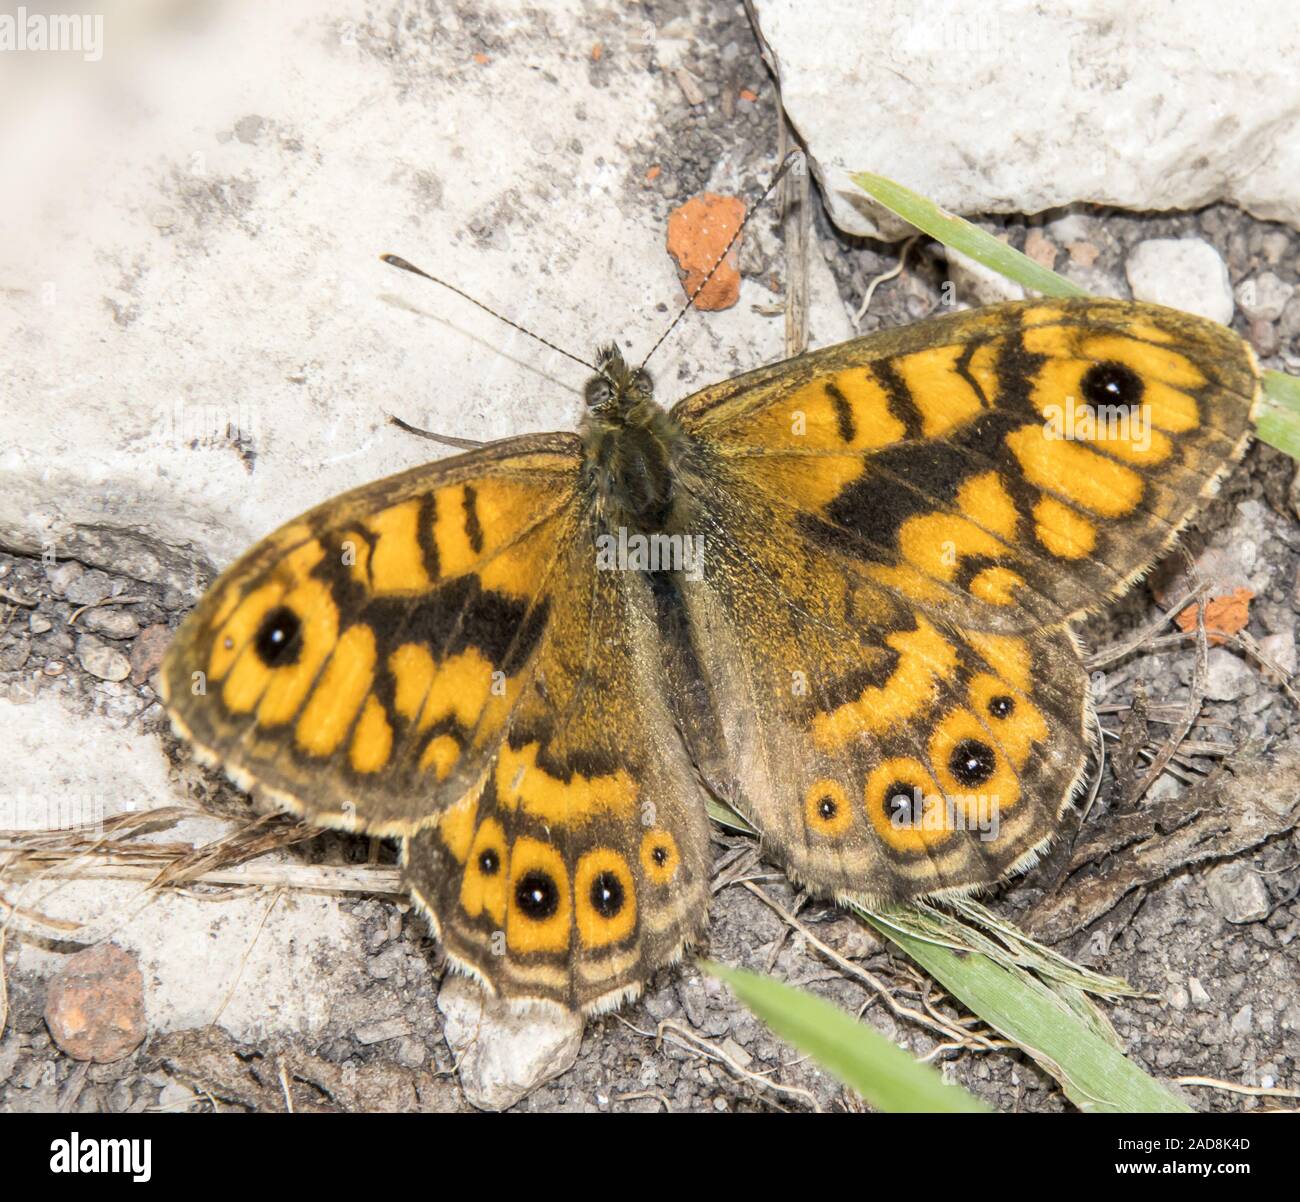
[2,0,1298,1113]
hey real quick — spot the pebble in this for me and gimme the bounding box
[1250,317,1279,358]
[1023,227,1057,268]
[1202,647,1256,701]
[1236,271,1294,322]
[63,569,115,608]
[80,607,140,639]
[156,1080,197,1112]
[1188,976,1212,1006]
[1278,295,1300,346]
[1125,237,1234,324]
[45,561,84,596]
[28,613,52,635]
[1205,862,1271,924]
[44,943,148,1063]
[76,634,131,682]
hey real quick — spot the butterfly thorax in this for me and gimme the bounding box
[580,345,687,534]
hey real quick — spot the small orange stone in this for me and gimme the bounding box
[1024,228,1057,268]
[45,943,147,1063]
[645,164,661,182]
[591,43,602,61]
[738,87,758,102]
[666,192,746,311]
[1174,587,1254,646]
[473,52,489,65]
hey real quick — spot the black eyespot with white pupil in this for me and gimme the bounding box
[988,694,1015,719]
[886,781,922,824]
[254,606,302,666]
[950,739,997,787]
[1081,361,1144,412]
[589,871,625,918]
[817,795,838,821]
[478,848,499,876]
[514,870,559,920]
[651,844,669,866]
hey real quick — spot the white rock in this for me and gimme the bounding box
[1236,272,1295,323]
[1202,648,1257,702]
[946,247,1025,305]
[752,0,1300,237]
[1125,239,1235,325]
[437,974,582,1111]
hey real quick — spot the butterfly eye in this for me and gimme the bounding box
[630,367,653,394]
[585,377,613,408]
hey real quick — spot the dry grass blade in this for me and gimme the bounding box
[148,813,317,889]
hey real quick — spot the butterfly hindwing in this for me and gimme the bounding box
[404,554,710,1011]
[669,298,1260,901]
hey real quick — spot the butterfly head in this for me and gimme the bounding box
[584,344,654,417]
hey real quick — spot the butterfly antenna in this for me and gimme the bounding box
[380,254,600,374]
[639,149,803,371]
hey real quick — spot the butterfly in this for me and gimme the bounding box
[161,294,1260,1013]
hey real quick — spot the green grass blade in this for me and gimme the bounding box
[850,170,1086,299]
[854,912,1191,1113]
[1258,370,1300,460]
[703,960,989,1112]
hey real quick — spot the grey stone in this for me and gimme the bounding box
[63,569,115,608]
[75,634,131,682]
[45,562,84,596]
[28,613,52,635]
[80,607,140,639]
[1236,271,1294,322]
[1205,862,1271,925]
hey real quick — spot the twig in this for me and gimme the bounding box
[655,1018,819,1112]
